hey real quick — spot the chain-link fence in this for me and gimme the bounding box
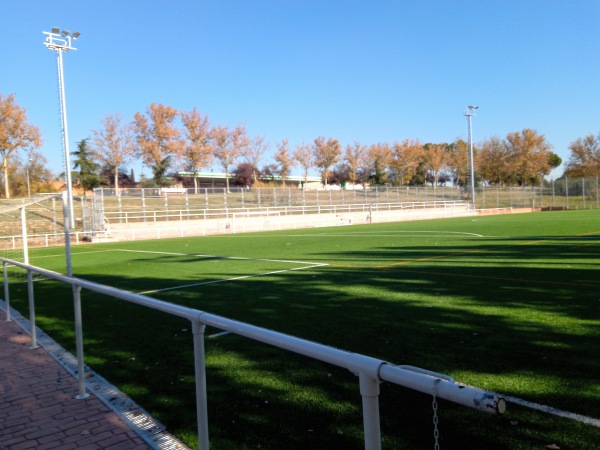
[3,180,597,249]
[476,178,600,210]
[91,177,599,226]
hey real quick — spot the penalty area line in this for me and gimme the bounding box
[138,263,328,295]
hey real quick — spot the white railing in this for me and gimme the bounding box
[101,200,469,224]
[2,257,505,450]
[1,201,471,249]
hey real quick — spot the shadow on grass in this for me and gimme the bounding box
[5,230,600,449]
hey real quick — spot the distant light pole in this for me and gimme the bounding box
[43,27,81,228]
[26,158,32,198]
[465,105,478,210]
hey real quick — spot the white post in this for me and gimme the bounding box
[3,262,10,321]
[192,320,210,450]
[62,192,73,277]
[27,270,39,349]
[73,285,89,399]
[56,49,76,229]
[465,105,478,211]
[359,373,382,450]
[20,207,29,265]
[26,163,31,198]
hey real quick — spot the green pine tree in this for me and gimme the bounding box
[72,139,104,196]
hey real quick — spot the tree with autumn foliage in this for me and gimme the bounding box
[389,139,423,186]
[313,136,341,186]
[564,132,600,177]
[0,93,42,198]
[92,113,136,190]
[274,139,295,186]
[367,142,392,185]
[7,150,53,197]
[293,143,313,188]
[344,141,367,186]
[423,143,449,187]
[212,124,249,192]
[180,107,214,193]
[244,135,269,184]
[504,129,554,185]
[132,103,183,186]
[477,136,510,185]
[447,139,469,186]
[476,129,559,186]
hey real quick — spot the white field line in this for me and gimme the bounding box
[114,248,326,266]
[120,248,329,295]
[472,216,600,223]
[208,331,231,339]
[28,250,118,261]
[280,233,484,238]
[138,264,325,295]
[502,394,600,427]
[198,231,485,238]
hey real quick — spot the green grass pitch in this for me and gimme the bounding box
[5,210,600,449]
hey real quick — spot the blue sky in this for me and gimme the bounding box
[2,1,599,180]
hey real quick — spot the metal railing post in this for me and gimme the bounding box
[3,262,10,321]
[27,269,38,349]
[192,319,210,450]
[359,372,382,450]
[73,284,89,399]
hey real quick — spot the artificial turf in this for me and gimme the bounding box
[3,209,600,449]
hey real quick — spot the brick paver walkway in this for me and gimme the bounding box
[0,311,152,450]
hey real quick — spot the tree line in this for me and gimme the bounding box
[2,92,600,198]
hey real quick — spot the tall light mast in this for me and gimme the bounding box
[43,28,81,228]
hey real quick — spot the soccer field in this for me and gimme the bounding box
[6,210,600,449]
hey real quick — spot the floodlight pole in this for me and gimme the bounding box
[43,28,80,229]
[465,105,478,211]
[26,161,31,198]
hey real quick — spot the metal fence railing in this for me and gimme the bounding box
[2,180,597,250]
[2,257,505,450]
[91,178,600,226]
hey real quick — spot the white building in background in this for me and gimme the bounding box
[178,172,324,189]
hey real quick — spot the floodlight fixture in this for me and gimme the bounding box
[42,27,81,228]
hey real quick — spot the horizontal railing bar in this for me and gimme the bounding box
[2,258,198,321]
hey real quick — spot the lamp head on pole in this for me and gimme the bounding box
[43,28,81,51]
[465,105,479,117]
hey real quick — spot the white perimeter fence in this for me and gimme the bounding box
[1,257,506,450]
[0,200,473,248]
[92,179,600,226]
